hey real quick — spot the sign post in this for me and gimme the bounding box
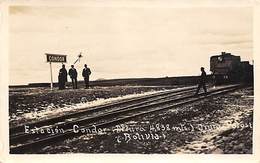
[49,62,53,90]
[45,53,67,90]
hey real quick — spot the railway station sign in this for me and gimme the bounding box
[45,53,67,90]
[46,53,67,63]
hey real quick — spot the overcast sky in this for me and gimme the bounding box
[9,3,253,85]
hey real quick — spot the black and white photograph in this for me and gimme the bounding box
[1,0,258,158]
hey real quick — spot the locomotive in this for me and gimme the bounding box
[210,52,253,85]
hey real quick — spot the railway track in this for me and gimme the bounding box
[10,86,197,133]
[10,84,243,153]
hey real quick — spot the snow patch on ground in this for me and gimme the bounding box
[10,89,168,124]
[174,107,253,154]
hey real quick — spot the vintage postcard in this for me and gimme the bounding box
[0,0,260,162]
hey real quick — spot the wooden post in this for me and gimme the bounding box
[49,62,53,90]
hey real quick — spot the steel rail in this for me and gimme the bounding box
[10,86,197,134]
[10,88,198,141]
[10,84,243,154]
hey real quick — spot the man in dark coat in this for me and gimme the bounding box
[82,64,91,89]
[69,65,78,89]
[58,64,67,90]
[195,67,207,95]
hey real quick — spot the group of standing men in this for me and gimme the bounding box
[58,64,91,90]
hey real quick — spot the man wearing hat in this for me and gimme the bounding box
[69,65,78,89]
[195,67,207,95]
[82,64,91,89]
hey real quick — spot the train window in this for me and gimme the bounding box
[224,75,229,79]
[218,56,223,62]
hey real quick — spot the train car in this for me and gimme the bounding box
[210,52,253,85]
[240,61,254,84]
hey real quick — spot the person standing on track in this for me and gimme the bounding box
[82,64,91,89]
[195,67,207,95]
[69,65,78,89]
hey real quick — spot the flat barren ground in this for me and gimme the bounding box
[9,86,253,154]
[9,86,175,127]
